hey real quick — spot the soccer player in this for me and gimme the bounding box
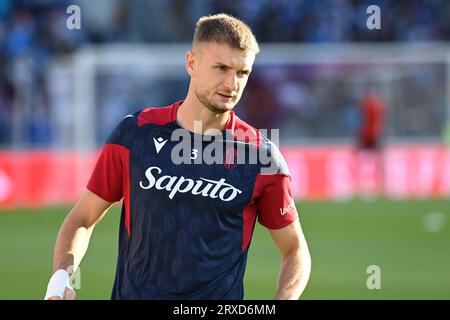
[356,90,386,197]
[44,13,311,300]
[358,90,385,151]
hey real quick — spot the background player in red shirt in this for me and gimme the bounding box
[44,13,311,300]
[356,90,386,197]
[358,91,385,150]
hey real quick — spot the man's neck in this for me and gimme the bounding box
[176,95,230,134]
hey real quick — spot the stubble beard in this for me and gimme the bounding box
[195,89,234,115]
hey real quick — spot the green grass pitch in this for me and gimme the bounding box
[0,198,449,299]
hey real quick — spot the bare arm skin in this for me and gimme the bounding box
[269,218,312,300]
[47,189,114,299]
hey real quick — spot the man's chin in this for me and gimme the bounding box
[207,102,235,114]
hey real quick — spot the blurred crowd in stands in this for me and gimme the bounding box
[0,0,449,147]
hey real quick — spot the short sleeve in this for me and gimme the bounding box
[87,144,129,202]
[256,174,298,230]
[86,115,134,202]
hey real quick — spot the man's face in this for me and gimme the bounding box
[187,42,256,114]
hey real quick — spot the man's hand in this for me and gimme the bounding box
[47,287,76,300]
[44,269,76,300]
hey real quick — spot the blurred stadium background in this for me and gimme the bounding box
[0,0,449,299]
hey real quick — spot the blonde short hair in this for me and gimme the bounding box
[193,13,260,54]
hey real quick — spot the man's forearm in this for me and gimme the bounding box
[52,211,94,274]
[275,245,311,300]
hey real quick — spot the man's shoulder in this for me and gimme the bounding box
[258,134,290,176]
[229,112,261,147]
[230,113,289,176]
[232,113,258,132]
[136,101,181,128]
[105,101,179,146]
[230,113,279,150]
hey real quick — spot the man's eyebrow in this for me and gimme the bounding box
[214,62,231,68]
[214,62,251,73]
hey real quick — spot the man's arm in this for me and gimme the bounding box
[269,218,311,300]
[46,189,115,300]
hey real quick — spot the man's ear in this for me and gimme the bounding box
[185,51,195,76]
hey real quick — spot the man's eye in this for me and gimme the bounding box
[217,66,227,71]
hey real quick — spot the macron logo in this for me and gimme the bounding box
[153,137,168,154]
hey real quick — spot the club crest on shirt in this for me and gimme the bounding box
[224,147,238,170]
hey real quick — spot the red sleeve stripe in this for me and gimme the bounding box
[255,173,297,230]
[122,147,131,237]
[242,203,258,252]
[241,171,296,251]
[241,171,267,252]
[86,144,131,237]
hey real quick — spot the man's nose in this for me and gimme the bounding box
[224,73,238,92]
